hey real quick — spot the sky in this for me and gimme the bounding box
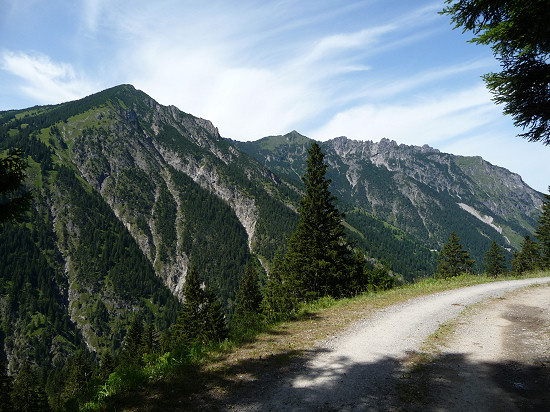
[1,0,548,193]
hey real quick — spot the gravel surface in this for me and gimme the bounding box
[225,277,550,411]
[408,283,550,411]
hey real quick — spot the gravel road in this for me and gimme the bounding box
[226,277,550,411]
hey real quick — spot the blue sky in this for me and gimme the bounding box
[1,0,548,193]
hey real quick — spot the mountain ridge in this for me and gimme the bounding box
[0,84,542,378]
[234,131,543,265]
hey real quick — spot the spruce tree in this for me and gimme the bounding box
[98,351,116,380]
[262,252,297,320]
[119,318,143,367]
[0,148,32,223]
[511,235,541,274]
[204,289,228,344]
[141,323,160,355]
[172,267,227,346]
[172,267,205,346]
[484,240,507,277]
[436,232,475,279]
[535,188,550,269]
[284,142,358,301]
[11,363,50,412]
[0,359,13,412]
[231,264,263,337]
[62,352,92,410]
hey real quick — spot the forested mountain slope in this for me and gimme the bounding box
[0,85,300,374]
[0,84,541,379]
[235,132,543,267]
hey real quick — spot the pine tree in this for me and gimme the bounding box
[284,142,358,301]
[535,188,550,269]
[231,264,263,337]
[119,318,143,367]
[511,235,541,274]
[172,267,227,346]
[204,289,228,344]
[436,232,475,279]
[141,323,160,355]
[11,363,50,412]
[62,351,92,410]
[484,240,507,277]
[262,252,297,321]
[0,359,13,412]
[98,351,116,380]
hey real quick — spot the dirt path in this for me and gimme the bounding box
[223,278,550,411]
[406,283,550,411]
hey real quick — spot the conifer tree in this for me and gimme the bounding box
[0,359,13,412]
[436,232,475,278]
[62,352,92,410]
[11,363,50,412]
[484,240,507,277]
[172,267,227,346]
[141,323,160,355]
[0,148,32,223]
[98,351,116,380]
[535,188,550,268]
[204,289,228,344]
[172,267,205,346]
[231,264,263,336]
[119,318,143,367]
[262,252,296,320]
[511,235,541,274]
[284,142,358,301]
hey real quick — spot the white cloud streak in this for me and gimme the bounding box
[1,50,97,104]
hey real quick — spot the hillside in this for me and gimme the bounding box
[0,84,543,386]
[235,132,543,267]
[0,85,300,375]
[0,85,435,378]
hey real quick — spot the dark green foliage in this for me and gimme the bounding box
[436,232,475,278]
[172,268,228,347]
[0,359,13,412]
[98,351,116,380]
[0,148,32,223]
[141,323,160,355]
[344,209,437,281]
[262,252,297,321]
[511,235,541,274]
[119,319,144,368]
[204,289,229,344]
[442,1,550,144]
[231,264,263,337]
[484,240,507,277]
[168,168,251,313]
[10,363,50,412]
[283,142,360,301]
[0,220,80,370]
[61,352,93,410]
[535,189,550,268]
[153,182,178,261]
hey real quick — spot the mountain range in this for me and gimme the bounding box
[0,84,543,374]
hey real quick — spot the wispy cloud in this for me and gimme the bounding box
[310,85,499,144]
[1,50,97,104]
